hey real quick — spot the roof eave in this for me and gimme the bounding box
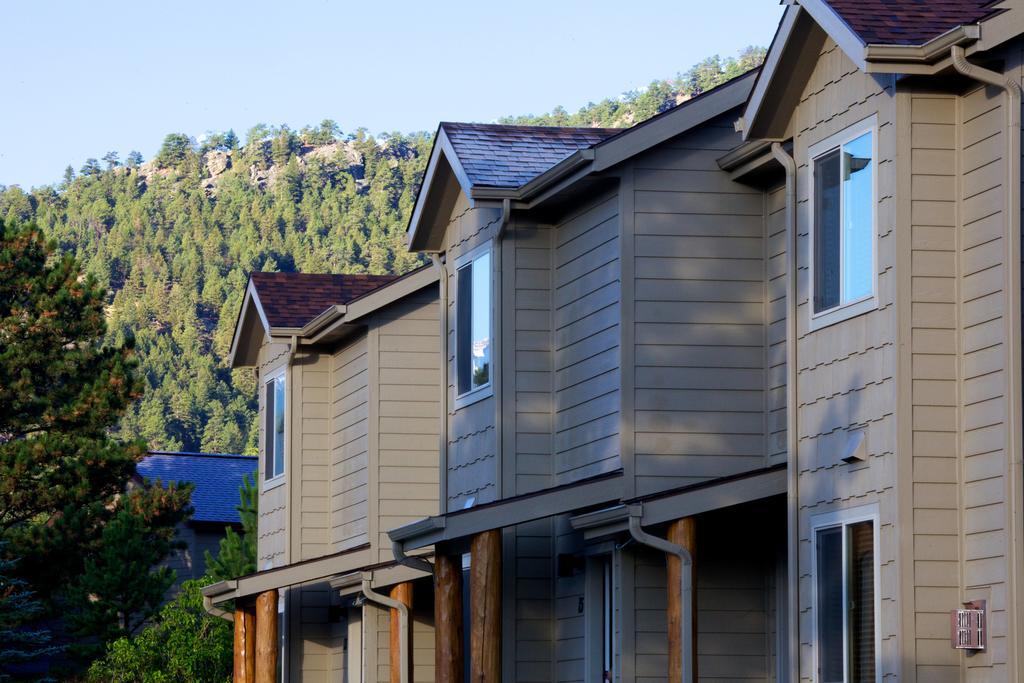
[470,149,595,203]
[407,127,476,253]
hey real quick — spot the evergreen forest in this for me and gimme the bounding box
[0,48,764,455]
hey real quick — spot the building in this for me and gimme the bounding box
[206,267,442,682]
[135,451,258,597]
[209,2,1024,681]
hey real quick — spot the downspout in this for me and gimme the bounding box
[203,595,234,622]
[771,141,799,683]
[950,45,1024,674]
[362,577,410,683]
[431,254,449,510]
[627,505,693,683]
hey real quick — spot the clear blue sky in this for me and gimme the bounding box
[0,0,783,189]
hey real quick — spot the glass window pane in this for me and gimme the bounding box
[456,263,473,395]
[470,251,491,390]
[817,526,844,683]
[815,150,841,312]
[273,377,285,478]
[848,521,875,683]
[264,381,275,480]
[843,132,873,302]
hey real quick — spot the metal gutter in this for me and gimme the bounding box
[717,139,774,172]
[950,45,1024,678]
[770,141,799,683]
[864,24,979,66]
[390,472,624,551]
[627,505,693,683]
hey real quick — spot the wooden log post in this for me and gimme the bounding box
[390,582,414,683]
[255,589,279,683]
[234,602,256,683]
[667,518,697,683]
[434,554,464,683]
[470,530,501,683]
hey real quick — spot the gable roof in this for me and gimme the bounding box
[440,122,621,189]
[249,272,398,329]
[825,0,1001,46]
[408,70,757,251]
[137,451,258,525]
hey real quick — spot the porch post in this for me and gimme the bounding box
[390,582,414,683]
[435,553,464,683]
[470,530,501,683]
[255,589,279,683]
[667,518,696,683]
[234,602,256,683]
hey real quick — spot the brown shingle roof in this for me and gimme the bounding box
[824,0,1002,45]
[250,272,398,328]
[441,122,621,188]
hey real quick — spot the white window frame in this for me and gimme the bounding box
[453,242,494,409]
[810,503,881,683]
[807,114,879,331]
[262,366,288,491]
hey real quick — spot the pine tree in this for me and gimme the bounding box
[204,473,257,581]
[0,548,59,680]
[67,485,193,659]
[0,220,191,673]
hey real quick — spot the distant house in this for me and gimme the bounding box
[135,451,258,596]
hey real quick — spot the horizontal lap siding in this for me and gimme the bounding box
[296,353,332,561]
[445,192,502,511]
[331,336,370,551]
[909,90,961,681]
[514,519,554,683]
[959,79,1010,680]
[554,516,585,683]
[766,185,788,465]
[374,294,441,562]
[553,192,621,485]
[258,340,290,567]
[630,116,767,497]
[289,582,344,682]
[792,39,899,682]
[514,224,554,495]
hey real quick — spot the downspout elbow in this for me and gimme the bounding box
[495,198,512,243]
[392,539,434,575]
[627,505,693,683]
[203,594,235,622]
[362,578,410,683]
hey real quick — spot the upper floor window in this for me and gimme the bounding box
[264,372,286,481]
[811,116,876,328]
[813,508,877,683]
[456,247,491,398]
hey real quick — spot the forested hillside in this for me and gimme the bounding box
[0,48,763,453]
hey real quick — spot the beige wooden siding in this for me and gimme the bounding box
[628,116,767,496]
[331,334,370,551]
[958,77,1012,679]
[791,39,899,682]
[766,184,789,465]
[369,598,436,683]
[257,338,290,568]
[512,223,555,495]
[513,518,555,682]
[288,582,345,682]
[553,516,585,683]
[907,90,961,680]
[293,351,333,561]
[373,293,441,562]
[553,191,622,485]
[624,513,776,683]
[444,192,502,511]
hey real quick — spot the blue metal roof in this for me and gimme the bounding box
[137,451,258,524]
